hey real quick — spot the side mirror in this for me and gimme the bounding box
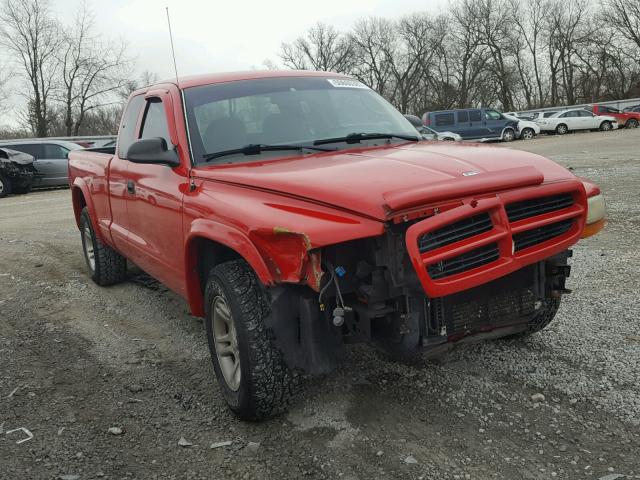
[404,114,424,128]
[126,137,180,167]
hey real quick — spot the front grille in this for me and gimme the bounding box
[418,213,492,253]
[513,219,573,252]
[428,243,499,279]
[506,193,573,222]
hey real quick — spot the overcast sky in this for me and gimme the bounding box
[3,0,446,127]
[53,0,445,77]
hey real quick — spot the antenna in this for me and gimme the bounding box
[166,7,179,84]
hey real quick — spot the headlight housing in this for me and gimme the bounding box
[586,193,606,224]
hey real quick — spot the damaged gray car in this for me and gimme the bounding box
[0,147,35,198]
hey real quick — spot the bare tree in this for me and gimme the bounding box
[350,17,395,96]
[604,0,640,50]
[280,22,355,72]
[0,0,61,136]
[58,3,132,136]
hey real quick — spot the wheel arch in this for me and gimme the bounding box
[184,220,275,317]
[71,179,101,236]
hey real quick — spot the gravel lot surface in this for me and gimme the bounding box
[1,129,639,479]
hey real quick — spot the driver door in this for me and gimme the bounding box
[124,90,188,296]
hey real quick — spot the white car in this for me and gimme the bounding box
[420,126,462,142]
[536,109,618,135]
[503,113,540,140]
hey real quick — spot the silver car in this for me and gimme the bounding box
[0,140,83,187]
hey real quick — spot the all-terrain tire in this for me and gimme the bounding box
[80,207,127,286]
[204,259,301,420]
[508,297,561,339]
[0,174,11,198]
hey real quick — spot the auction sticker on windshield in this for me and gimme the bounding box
[327,78,370,89]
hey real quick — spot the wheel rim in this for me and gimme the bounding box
[603,122,611,131]
[523,129,533,139]
[212,295,241,391]
[0,179,4,194]
[558,125,567,134]
[83,224,95,272]
[504,130,513,141]
[629,120,638,128]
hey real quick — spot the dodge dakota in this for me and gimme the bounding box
[68,71,606,420]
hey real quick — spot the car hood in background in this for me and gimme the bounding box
[0,148,35,166]
[194,142,576,220]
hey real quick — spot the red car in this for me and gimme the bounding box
[589,104,640,128]
[68,71,606,419]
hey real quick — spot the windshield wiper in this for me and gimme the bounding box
[313,132,420,146]
[203,143,333,162]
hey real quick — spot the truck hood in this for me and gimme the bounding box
[193,142,575,220]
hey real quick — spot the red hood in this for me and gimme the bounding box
[193,142,575,220]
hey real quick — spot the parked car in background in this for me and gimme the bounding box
[404,114,462,141]
[623,104,640,113]
[528,111,560,122]
[422,108,518,142]
[0,139,83,187]
[589,104,640,128]
[0,147,36,197]
[537,109,618,135]
[503,113,540,140]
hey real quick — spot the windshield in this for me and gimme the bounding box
[183,76,419,164]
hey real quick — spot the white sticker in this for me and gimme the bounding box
[326,78,370,89]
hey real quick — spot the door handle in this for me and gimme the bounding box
[127,180,136,195]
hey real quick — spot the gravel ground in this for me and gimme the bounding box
[1,128,639,479]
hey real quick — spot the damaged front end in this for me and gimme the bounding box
[259,180,587,375]
[0,148,35,196]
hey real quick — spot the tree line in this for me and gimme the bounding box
[278,0,640,115]
[0,0,155,139]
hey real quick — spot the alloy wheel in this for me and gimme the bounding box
[212,295,241,391]
[82,224,95,272]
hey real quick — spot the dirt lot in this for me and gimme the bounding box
[1,129,639,480]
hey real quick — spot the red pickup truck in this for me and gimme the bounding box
[69,71,606,419]
[590,104,640,128]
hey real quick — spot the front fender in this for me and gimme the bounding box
[184,219,275,316]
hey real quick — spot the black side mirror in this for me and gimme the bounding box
[126,137,180,166]
[404,114,424,128]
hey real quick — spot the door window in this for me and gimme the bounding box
[43,144,70,159]
[484,110,502,120]
[118,94,145,159]
[578,111,594,117]
[469,110,482,122]
[140,99,171,147]
[434,113,455,127]
[5,143,43,159]
[457,111,469,123]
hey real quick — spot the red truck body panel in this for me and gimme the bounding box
[68,70,597,317]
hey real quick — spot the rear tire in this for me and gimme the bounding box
[204,259,301,420]
[0,174,11,198]
[626,119,638,128]
[80,207,127,286]
[555,124,568,135]
[600,121,612,131]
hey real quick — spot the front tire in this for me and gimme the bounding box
[204,260,300,420]
[626,118,638,128]
[556,124,568,135]
[521,127,535,140]
[502,128,515,142]
[0,174,12,198]
[600,121,612,131]
[80,207,127,286]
